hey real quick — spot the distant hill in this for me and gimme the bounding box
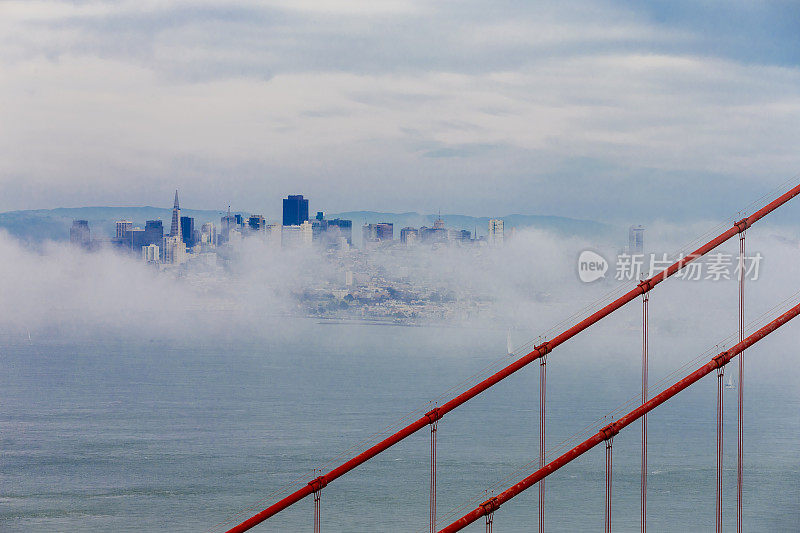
[0,207,240,242]
[0,207,609,243]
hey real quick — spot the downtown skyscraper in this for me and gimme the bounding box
[170,189,181,240]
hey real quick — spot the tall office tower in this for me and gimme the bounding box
[200,222,216,246]
[281,221,313,248]
[115,220,132,239]
[170,190,181,240]
[220,206,236,241]
[282,195,309,226]
[142,244,160,263]
[180,216,195,247]
[629,225,645,254]
[362,223,378,245]
[265,223,282,247]
[488,218,504,246]
[327,219,353,244]
[376,222,394,241]
[248,215,266,232]
[143,220,164,247]
[161,235,186,264]
[70,219,91,247]
[447,229,471,242]
[128,227,145,249]
[400,227,419,245]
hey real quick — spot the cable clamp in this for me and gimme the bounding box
[534,341,551,356]
[308,475,328,492]
[712,351,729,369]
[480,496,501,515]
[425,407,441,425]
[600,422,619,441]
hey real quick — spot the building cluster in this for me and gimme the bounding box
[70,191,507,267]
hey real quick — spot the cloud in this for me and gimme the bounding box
[0,1,798,219]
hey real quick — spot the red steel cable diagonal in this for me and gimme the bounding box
[224,183,800,533]
[438,298,800,533]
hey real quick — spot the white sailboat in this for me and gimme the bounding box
[725,373,735,389]
[506,329,514,355]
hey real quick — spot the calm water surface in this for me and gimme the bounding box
[1,320,798,532]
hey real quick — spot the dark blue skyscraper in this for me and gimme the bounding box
[69,219,90,247]
[180,216,195,247]
[143,220,164,247]
[283,195,309,226]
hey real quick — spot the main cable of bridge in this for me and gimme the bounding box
[437,298,800,533]
[222,182,800,533]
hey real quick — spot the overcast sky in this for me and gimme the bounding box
[1,0,798,221]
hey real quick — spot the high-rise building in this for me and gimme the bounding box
[70,220,91,247]
[376,223,393,241]
[629,225,645,254]
[128,227,146,249]
[248,215,266,232]
[448,229,471,242]
[400,227,419,245]
[281,220,313,248]
[142,244,160,263]
[265,223,281,247]
[220,206,236,242]
[143,220,164,247]
[283,194,308,226]
[420,225,447,244]
[488,219,504,246]
[362,223,378,245]
[327,219,353,245]
[283,195,309,226]
[180,216,195,247]
[200,222,216,246]
[170,190,181,240]
[161,235,186,264]
[115,220,132,239]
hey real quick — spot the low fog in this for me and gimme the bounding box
[2,220,799,369]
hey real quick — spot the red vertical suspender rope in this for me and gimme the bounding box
[313,489,320,533]
[605,437,613,533]
[430,420,438,533]
[737,230,746,533]
[716,365,724,533]
[224,185,800,533]
[437,300,800,533]
[641,293,649,533]
[539,355,547,532]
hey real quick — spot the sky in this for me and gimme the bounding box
[1,0,799,221]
